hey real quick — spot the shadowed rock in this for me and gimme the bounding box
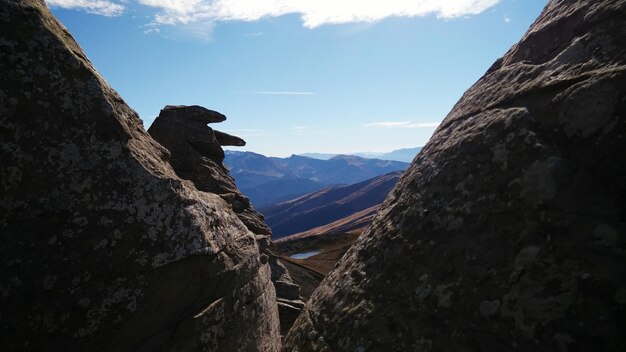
[161,105,226,124]
[148,104,305,334]
[285,0,626,351]
[215,130,246,147]
[270,256,306,336]
[0,0,280,351]
[148,105,271,236]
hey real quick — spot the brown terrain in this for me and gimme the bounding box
[266,174,403,301]
[281,205,379,240]
[272,232,362,299]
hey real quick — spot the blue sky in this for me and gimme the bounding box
[48,0,547,157]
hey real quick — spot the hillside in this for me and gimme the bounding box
[261,171,403,238]
[280,204,379,240]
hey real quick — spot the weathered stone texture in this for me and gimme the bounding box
[285,0,626,351]
[269,256,306,336]
[147,105,304,336]
[0,0,280,351]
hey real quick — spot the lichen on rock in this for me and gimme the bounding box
[0,0,281,350]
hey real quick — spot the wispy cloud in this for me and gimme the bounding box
[244,31,264,37]
[144,27,161,34]
[249,91,315,96]
[408,122,441,128]
[46,0,125,16]
[364,121,440,129]
[365,121,411,128]
[138,0,501,28]
[503,15,511,23]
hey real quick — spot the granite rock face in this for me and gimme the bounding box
[269,256,306,336]
[148,105,305,336]
[0,1,280,351]
[285,1,626,351]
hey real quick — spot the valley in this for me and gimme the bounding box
[272,232,361,299]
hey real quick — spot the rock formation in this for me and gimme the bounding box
[148,105,271,237]
[0,0,280,351]
[285,0,626,351]
[269,257,306,336]
[148,105,305,336]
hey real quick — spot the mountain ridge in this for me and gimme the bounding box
[298,146,423,162]
[224,151,408,207]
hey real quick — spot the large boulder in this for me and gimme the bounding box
[0,0,280,351]
[285,0,626,351]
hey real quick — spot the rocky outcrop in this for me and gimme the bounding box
[269,256,306,336]
[0,0,280,351]
[285,1,626,351]
[148,105,271,237]
[148,106,306,336]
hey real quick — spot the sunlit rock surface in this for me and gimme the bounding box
[285,0,626,350]
[0,0,280,350]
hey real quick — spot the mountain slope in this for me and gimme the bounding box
[240,177,325,208]
[261,171,403,238]
[280,204,379,240]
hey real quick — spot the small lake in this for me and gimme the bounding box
[289,250,321,259]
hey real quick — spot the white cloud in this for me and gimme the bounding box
[503,15,511,23]
[138,0,501,27]
[364,121,440,128]
[250,91,315,95]
[407,122,441,128]
[46,0,125,16]
[244,32,264,37]
[364,121,411,128]
[144,27,161,34]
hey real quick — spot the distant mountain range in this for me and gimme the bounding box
[299,146,422,163]
[260,171,403,238]
[224,151,408,207]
